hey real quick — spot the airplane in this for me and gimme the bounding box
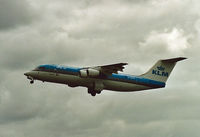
[24,57,186,96]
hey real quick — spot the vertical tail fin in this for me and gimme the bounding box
[140,57,187,83]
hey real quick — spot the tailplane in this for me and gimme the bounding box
[140,57,187,83]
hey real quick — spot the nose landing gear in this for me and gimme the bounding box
[27,76,34,84]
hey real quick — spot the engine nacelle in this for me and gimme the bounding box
[87,68,100,77]
[80,68,100,77]
[79,69,88,77]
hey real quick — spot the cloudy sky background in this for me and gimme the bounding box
[0,0,200,136]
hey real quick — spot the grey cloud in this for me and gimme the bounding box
[0,0,200,136]
[0,0,36,30]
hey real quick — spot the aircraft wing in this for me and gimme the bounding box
[97,63,128,74]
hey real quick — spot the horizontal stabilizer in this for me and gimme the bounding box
[162,57,187,63]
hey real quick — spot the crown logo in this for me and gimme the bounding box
[157,66,165,71]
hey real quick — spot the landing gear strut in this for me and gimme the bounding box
[27,76,34,84]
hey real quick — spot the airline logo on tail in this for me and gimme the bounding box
[152,66,169,77]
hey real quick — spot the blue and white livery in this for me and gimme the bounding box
[24,57,186,96]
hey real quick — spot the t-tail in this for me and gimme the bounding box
[140,57,187,83]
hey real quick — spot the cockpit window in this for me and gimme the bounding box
[33,66,45,71]
[39,66,45,69]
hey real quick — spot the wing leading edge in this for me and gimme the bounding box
[97,63,128,74]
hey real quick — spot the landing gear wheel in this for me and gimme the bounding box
[88,88,96,96]
[96,91,101,94]
[91,92,96,96]
[30,80,34,84]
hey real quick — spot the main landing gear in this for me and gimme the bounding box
[88,88,101,97]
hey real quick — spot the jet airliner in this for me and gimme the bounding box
[24,57,186,96]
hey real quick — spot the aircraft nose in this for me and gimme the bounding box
[24,72,31,76]
[24,72,28,76]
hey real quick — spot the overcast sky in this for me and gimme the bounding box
[0,0,200,136]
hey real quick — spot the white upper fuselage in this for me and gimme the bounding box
[24,64,165,92]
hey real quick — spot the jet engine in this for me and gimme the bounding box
[80,68,100,77]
